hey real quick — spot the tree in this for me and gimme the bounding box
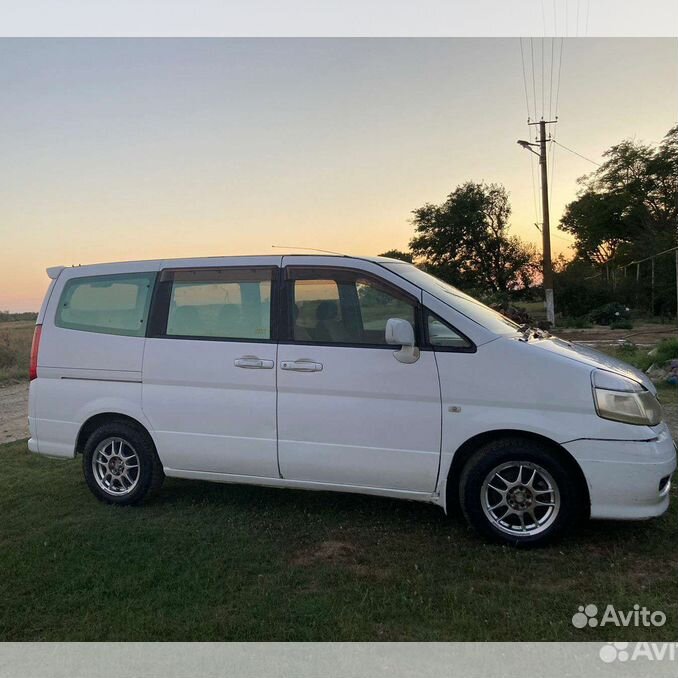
[559,126,678,265]
[408,181,539,293]
[378,249,413,263]
[558,126,678,315]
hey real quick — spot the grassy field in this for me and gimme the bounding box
[1,317,676,641]
[0,320,34,383]
[0,437,676,642]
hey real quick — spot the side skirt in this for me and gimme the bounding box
[164,467,442,505]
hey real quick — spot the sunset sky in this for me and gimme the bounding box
[1,38,676,311]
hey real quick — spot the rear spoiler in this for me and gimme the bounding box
[46,266,65,280]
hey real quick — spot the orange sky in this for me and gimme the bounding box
[1,38,676,311]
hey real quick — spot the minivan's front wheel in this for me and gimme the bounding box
[459,438,582,546]
[83,422,164,505]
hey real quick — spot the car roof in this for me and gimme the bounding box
[48,253,407,276]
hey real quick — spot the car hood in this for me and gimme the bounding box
[523,335,656,395]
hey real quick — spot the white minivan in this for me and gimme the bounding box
[28,255,676,545]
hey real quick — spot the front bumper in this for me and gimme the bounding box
[563,423,676,520]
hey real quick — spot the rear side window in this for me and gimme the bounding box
[154,267,274,341]
[55,272,155,336]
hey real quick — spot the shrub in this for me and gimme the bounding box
[554,259,615,317]
[610,320,634,330]
[589,302,631,326]
[0,341,15,369]
[650,338,678,365]
[616,340,638,356]
[559,316,592,329]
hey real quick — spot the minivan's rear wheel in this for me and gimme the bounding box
[83,422,164,505]
[459,438,582,546]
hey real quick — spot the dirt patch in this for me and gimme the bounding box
[291,540,390,580]
[557,324,677,348]
[0,382,29,444]
[291,540,359,567]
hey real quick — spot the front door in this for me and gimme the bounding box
[276,264,442,493]
[142,264,279,477]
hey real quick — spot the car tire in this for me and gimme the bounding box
[83,421,164,505]
[459,437,583,547]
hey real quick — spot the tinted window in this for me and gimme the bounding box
[164,269,272,340]
[56,272,155,336]
[383,263,520,335]
[289,269,416,345]
[356,280,415,336]
[427,312,472,349]
[292,279,342,341]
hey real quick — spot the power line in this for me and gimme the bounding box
[541,38,545,117]
[548,37,555,120]
[553,139,601,166]
[549,133,557,214]
[519,38,531,120]
[519,38,541,228]
[548,38,564,217]
[553,37,564,122]
[530,38,537,120]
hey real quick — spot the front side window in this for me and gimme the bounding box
[427,312,472,349]
[289,269,416,345]
[382,262,520,335]
[163,268,272,340]
[56,272,155,336]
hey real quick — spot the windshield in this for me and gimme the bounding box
[383,263,521,336]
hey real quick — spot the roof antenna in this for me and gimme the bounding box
[271,245,345,256]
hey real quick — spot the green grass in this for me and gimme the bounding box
[601,338,678,374]
[1,439,676,641]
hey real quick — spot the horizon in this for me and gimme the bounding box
[1,37,676,312]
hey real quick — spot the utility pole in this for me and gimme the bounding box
[518,118,557,326]
[536,119,555,326]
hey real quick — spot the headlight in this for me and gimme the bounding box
[592,370,662,426]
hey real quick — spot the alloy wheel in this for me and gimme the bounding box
[480,461,561,537]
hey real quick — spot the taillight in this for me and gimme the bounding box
[29,324,42,381]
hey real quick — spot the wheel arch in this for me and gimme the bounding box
[75,412,157,456]
[442,429,590,517]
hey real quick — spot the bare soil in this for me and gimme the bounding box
[558,323,677,347]
[0,382,29,444]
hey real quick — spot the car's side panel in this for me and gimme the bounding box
[432,336,661,508]
[29,262,161,457]
[141,338,279,476]
[141,259,281,477]
[277,344,442,491]
[29,377,149,458]
[163,466,438,504]
[276,259,442,493]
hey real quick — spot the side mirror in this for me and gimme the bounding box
[385,318,419,364]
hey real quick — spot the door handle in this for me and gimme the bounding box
[234,356,274,369]
[280,360,323,372]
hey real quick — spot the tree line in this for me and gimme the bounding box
[381,125,678,318]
